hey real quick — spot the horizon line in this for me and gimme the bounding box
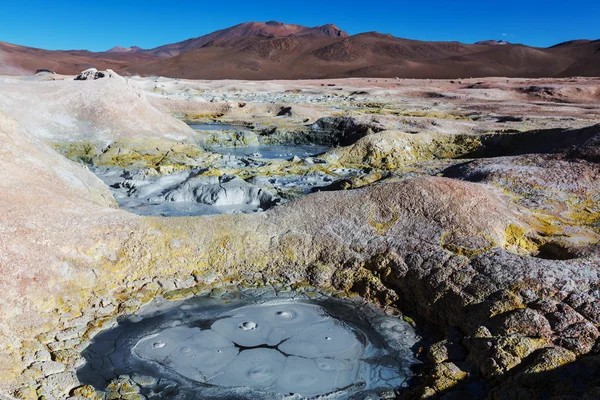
[1,20,598,53]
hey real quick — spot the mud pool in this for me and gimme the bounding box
[189,123,249,132]
[204,144,331,160]
[91,155,360,217]
[77,288,422,399]
[82,122,362,217]
[190,123,331,159]
[92,167,278,217]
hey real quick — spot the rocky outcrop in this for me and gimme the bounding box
[309,116,384,146]
[0,69,194,143]
[74,68,118,81]
[443,151,600,259]
[0,111,137,390]
[324,130,482,169]
[566,126,600,163]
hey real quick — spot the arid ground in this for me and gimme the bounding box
[0,70,599,399]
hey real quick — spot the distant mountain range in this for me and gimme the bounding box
[0,21,598,79]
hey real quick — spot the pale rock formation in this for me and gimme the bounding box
[0,111,136,386]
[74,68,118,81]
[0,69,194,143]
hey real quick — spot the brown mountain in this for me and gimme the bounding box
[0,41,160,75]
[0,21,598,79]
[144,21,348,57]
[474,40,511,45]
[107,46,144,53]
[546,39,600,76]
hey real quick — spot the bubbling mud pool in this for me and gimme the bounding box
[77,288,422,399]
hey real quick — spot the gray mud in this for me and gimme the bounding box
[91,159,360,217]
[189,123,250,132]
[77,288,422,399]
[204,144,331,160]
[92,167,278,217]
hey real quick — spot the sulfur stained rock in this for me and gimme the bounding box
[426,361,473,393]
[324,130,482,169]
[526,346,578,376]
[121,394,147,400]
[71,385,103,399]
[443,149,600,252]
[487,346,600,399]
[30,360,66,376]
[130,373,157,388]
[106,375,140,395]
[428,340,467,364]
[465,335,551,377]
[492,308,552,337]
[307,263,334,287]
[52,349,85,368]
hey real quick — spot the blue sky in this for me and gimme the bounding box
[1,0,598,51]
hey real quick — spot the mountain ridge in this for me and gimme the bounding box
[118,21,349,57]
[0,21,598,79]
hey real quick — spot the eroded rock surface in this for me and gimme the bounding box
[0,74,599,399]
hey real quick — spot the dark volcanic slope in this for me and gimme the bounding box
[1,22,598,79]
[547,39,600,77]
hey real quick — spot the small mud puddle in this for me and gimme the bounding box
[78,289,422,399]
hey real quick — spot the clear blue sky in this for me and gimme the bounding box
[1,0,598,51]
